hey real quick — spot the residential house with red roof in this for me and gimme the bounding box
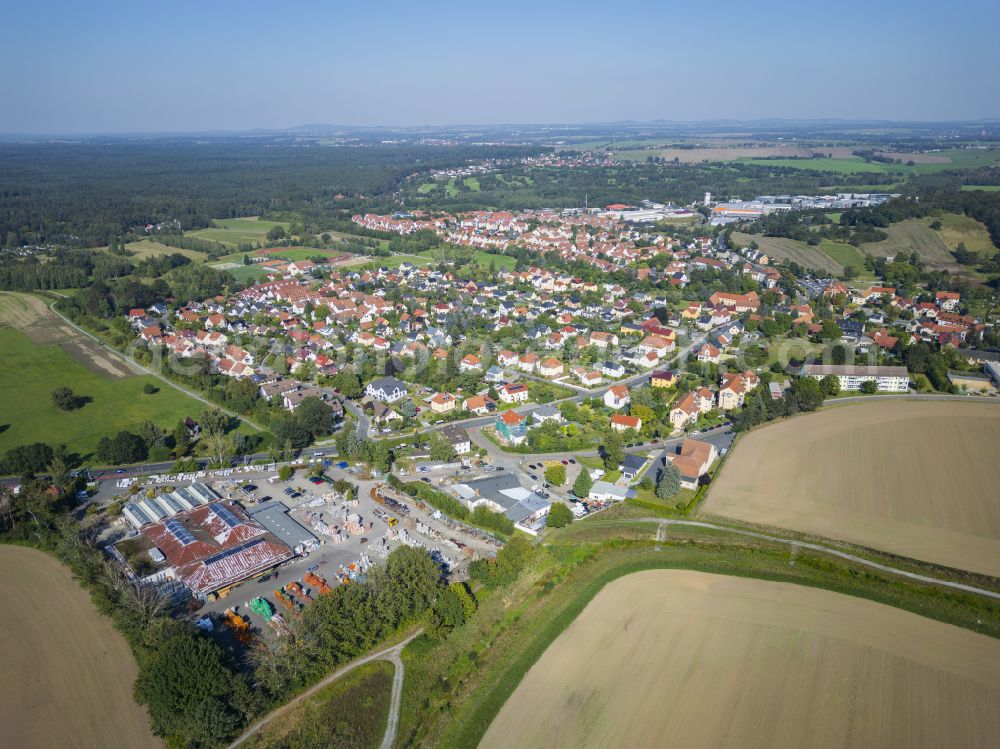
[604,384,630,410]
[708,290,760,312]
[460,353,482,372]
[539,357,564,377]
[495,410,527,446]
[695,342,721,364]
[667,439,717,490]
[717,371,760,411]
[610,413,642,432]
[463,394,495,415]
[429,392,457,414]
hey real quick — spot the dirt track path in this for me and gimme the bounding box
[379,646,407,749]
[43,293,265,432]
[226,628,422,749]
[600,517,1000,600]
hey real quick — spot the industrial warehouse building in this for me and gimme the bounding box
[138,501,294,597]
[247,500,319,554]
[452,473,551,534]
[122,481,221,530]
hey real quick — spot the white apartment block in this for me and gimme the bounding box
[800,365,909,392]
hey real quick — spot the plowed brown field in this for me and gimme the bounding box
[705,400,1000,576]
[480,570,1000,749]
[0,545,160,749]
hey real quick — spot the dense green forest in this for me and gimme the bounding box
[393,160,897,212]
[0,140,546,247]
[0,248,236,310]
[4,138,999,252]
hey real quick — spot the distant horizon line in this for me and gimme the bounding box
[2,116,1000,140]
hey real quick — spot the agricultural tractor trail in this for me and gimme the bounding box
[606,517,1000,600]
[44,293,265,432]
[226,629,422,749]
[380,645,407,749]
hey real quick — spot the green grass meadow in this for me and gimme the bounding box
[244,660,392,749]
[340,253,436,272]
[817,239,868,273]
[935,213,997,255]
[219,247,354,264]
[123,239,208,261]
[215,264,277,283]
[0,328,206,461]
[735,157,890,174]
[340,249,515,273]
[737,148,1000,176]
[417,249,517,271]
[188,217,290,247]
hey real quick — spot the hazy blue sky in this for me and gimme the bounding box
[2,0,998,133]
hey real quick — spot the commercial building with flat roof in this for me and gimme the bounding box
[453,473,551,534]
[247,501,319,553]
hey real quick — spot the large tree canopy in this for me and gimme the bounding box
[134,631,240,746]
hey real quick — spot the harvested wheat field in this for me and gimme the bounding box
[0,546,161,749]
[0,291,76,344]
[480,570,1000,749]
[0,291,140,376]
[705,400,1000,576]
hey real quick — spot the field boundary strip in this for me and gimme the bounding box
[635,518,1000,600]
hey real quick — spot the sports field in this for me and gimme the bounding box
[0,545,161,749]
[705,401,1000,576]
[0,293,207,460]
[480,570,1000,749]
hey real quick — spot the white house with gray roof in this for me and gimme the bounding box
[366,376,408,403]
